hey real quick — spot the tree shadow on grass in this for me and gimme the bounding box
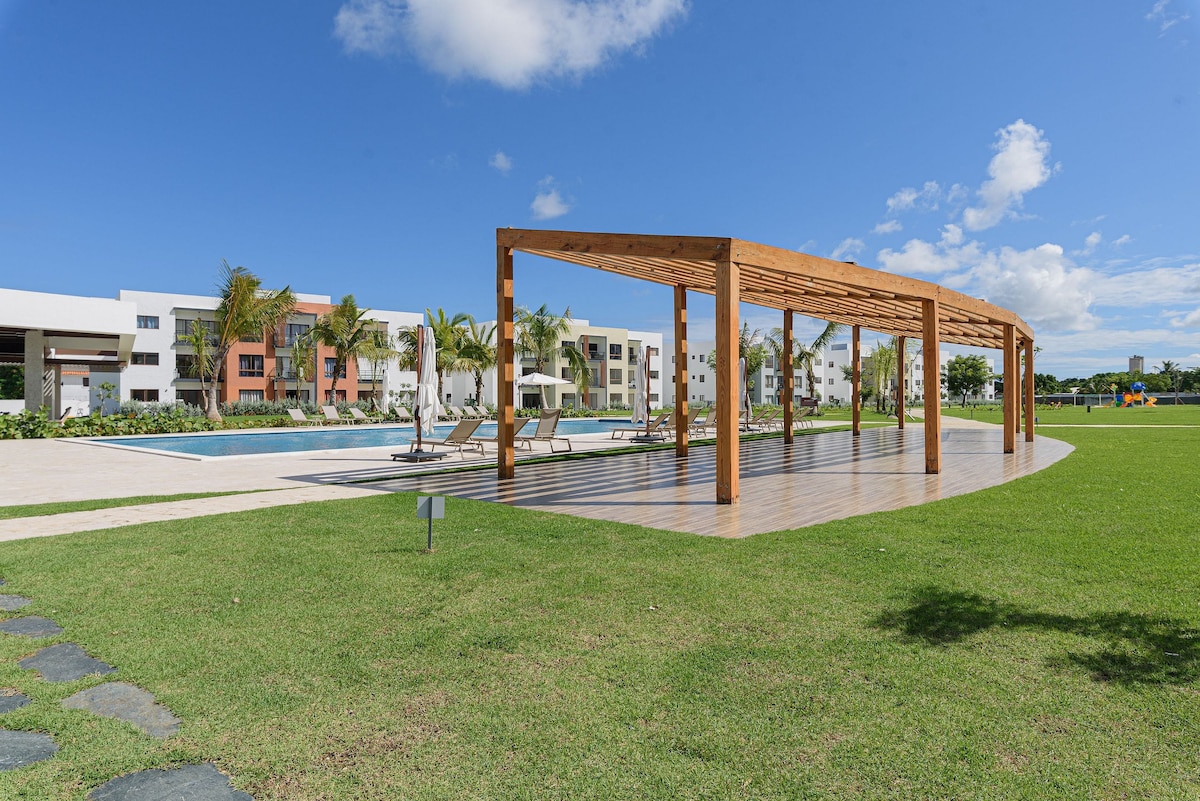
[874,586,1199,686]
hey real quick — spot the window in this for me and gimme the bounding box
[239,390,264,402]
[239,355,264,377]
[176,318,216,344]
[284,323,310,346]
[828,378,835,385]
[609,344,622,359]
[561,340,574,350]
[765,375,774,387]
[178,389,203,405]
[828,360,834,368]
[699,374,705,383]
[137,315,159,329]
[649,371,659,380]
[176,354,199,378]
[649,393,659,402]
[130,389,159,401]
[131,352,159,366]
[610,369,622,383]
[324,358,344,379]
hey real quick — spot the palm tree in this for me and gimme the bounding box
[289,334,315,408]
[1158,359,1183,404]
[867,339,897,413]
[514,304,590,409]
[204,261,297,421]
[396,308,473,402]
[310,295,376,403]
[360,328,399,408]
[768,320,844,400]
[708,324,767,419]
[459,319,497,408]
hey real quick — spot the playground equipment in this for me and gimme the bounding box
[1119,381,1158,408]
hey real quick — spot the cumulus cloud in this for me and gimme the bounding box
[531,176,570,219]
[830,238,865,261]
[873,220,902,235]
[1073,231,1102,256]
[877,225,979,275]
[490,150,513,173]
[962,120,1056,231]
[972,243,1099,331]
[334,0,687,89]
[1170,308,1200,328]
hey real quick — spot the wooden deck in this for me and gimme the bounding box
[378,422,1074,538]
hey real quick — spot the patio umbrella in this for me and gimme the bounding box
[414,325,443,444]
[515,372,571,386]
[631,346,648,425]
[738,356,750,424]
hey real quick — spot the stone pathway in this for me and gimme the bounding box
[0,580,253,798]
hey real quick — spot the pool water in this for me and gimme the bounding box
[91,418,631,457]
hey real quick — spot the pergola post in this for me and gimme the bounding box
[715,257,740,504]
[674,283,688,458]
[851,325,861,436]
[1024,338,1036,442]
[922,298,941,473]
[1003,324,1017,454]
[896,335,906,430]
[496,244,515,479]
[782,310,794,444]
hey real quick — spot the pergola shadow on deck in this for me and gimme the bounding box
[390,423,1073,538]
[496,230,1039,505]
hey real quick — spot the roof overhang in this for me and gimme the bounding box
[497,229,1033,349]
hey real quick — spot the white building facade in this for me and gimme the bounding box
[823,342,996,406]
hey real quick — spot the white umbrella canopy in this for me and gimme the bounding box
[631,346,648,424]
[414,327,443,438]
[516,372,571,386]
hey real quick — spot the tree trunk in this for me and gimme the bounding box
[205,384,222,422]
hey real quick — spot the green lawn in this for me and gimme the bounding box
[0,492,250,521]
[943,402,1200,426]
[0,426,1197,799]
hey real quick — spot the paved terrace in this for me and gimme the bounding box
[0,418,1072,540]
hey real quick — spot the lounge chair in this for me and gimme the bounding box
[468,405,492,419]
[689,407,717,436]
[610,412,671,440]
[741,408,774,431]
[517,408,571,452]
[441,405,463,421]
[390,406,413,422]
[287,408,322,426]
[471,417,532,449]
[793,398,818,429]
[347,407,376,424]
[321,405,353,425]
[394,418,484,459]
[663,407,704,437]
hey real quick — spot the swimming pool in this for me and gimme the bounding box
[89,418,630,458]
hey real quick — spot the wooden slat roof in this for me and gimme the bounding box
[497,229,1033,348]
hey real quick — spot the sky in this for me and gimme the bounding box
[1,0,1197,378]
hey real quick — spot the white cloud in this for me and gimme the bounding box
[1072,231,1102,256]
[334,0,688,90]
[962,120,1055,231]
[972,243,1099,331]
[1146,0,1191,34]
[876,225,979,275]
[885,180,941,214]
[872,220,902,235]
[490,150,513,173]
[1092,261,1200,308]
[1113,234,1133,247]
[531,176,570,219]
[1170,308,1200,328]
[830,238,865,261]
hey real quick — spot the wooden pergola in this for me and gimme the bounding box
[496,229,1036,504]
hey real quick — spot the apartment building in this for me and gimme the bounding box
[823,342,996,405]
[663,342,827,408]
[445,321,664,411]
[114,290,423,408]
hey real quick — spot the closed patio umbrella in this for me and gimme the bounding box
[414,325,443,443]
[631,346,648,425]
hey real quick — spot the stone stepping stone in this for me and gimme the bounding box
[63,682,180,739]
[0,616,63,638]
[89,762,252,800]
[0,595,31,612]
[0,693,31,714]
[20,642,116,682]
[0,729,58,770]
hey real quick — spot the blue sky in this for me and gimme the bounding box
[1,1,1197,378]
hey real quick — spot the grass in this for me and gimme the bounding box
[0,425,1198,798]
[0,492,250,521]
[943,402,1200,426]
